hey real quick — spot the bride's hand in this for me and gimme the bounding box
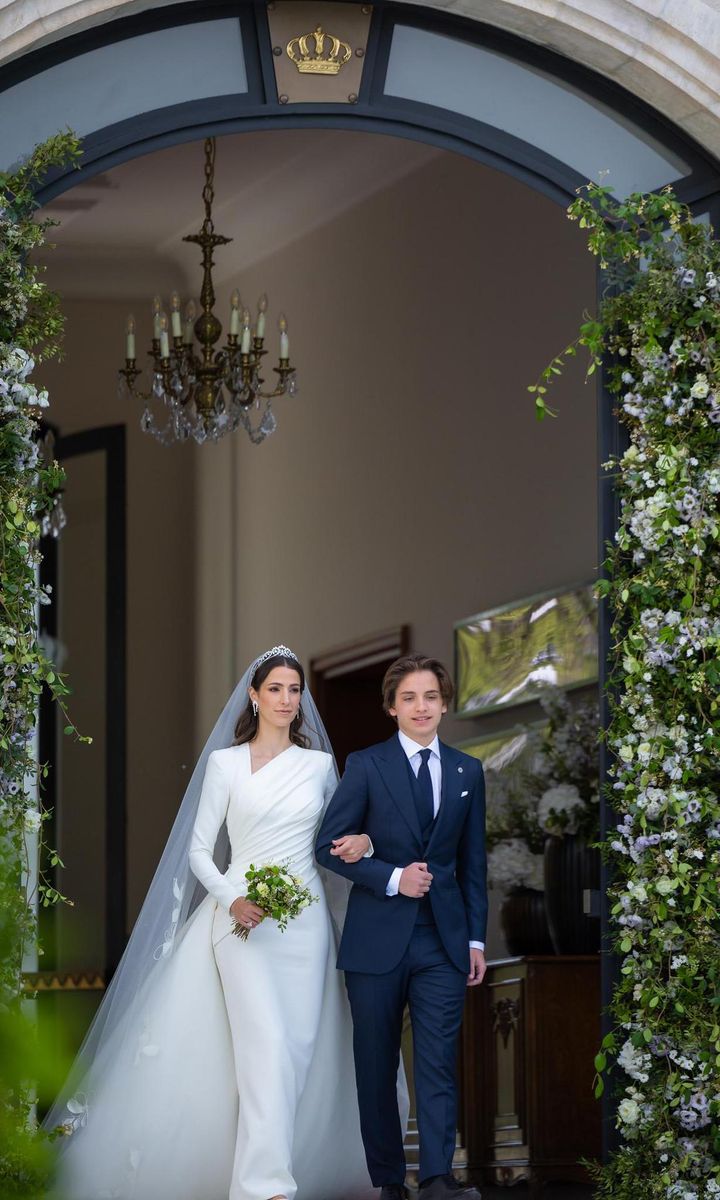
[330,834,370,863]
[230,897,265,931]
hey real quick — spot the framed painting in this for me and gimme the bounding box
[454,581,598,718]
[456,724,539,770]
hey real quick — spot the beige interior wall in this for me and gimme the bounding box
[195,148,598,956]
[38,300,196,940]
[37,141,598,962]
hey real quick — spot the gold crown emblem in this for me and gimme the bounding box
[287,26,352,75]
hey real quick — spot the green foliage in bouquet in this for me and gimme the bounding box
[1,132,83,1196]
[536,183,720,1200]
[233,862,317,940]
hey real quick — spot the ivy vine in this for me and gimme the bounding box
[0,132,83,1196]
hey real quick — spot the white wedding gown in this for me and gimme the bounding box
[55,743,373,1200]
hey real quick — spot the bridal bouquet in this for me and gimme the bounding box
[232,862,317,941]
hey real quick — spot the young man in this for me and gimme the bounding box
[316,654,487,1200]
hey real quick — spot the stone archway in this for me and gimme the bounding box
[3,0,720,160]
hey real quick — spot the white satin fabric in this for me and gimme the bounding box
[55,743,373,1200]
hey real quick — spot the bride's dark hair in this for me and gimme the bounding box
[233,652,311,749]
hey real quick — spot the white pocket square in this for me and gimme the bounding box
[461,790,469,797]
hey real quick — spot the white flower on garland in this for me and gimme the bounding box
[537,783,586,835]
[689,374,709,399]
[618,1038,651,1083]
[617,1096,640,1126]
[23,808,41,834]
[487,838,544,892]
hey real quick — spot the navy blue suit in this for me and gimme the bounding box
[315,733,487,1186]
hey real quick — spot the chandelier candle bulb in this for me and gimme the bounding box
[256,294,268,340]
[159,314,170,360]
[230,290,241,337]
[241,309,252,354]
[279,314,289,360]
[152,295,163,341]
[170,292,182,339]
[126,315,136,361]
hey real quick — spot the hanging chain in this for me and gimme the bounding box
[202,137,216,233]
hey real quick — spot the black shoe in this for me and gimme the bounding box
[380,1187,409,1200]
[419,1175,481,1199]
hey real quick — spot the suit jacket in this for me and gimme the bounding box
[315,733,487,974]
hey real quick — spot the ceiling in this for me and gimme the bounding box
[39,128,442,299]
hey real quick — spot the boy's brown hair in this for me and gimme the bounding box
[381,654,454,716]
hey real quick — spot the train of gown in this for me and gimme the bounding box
[53,892,374,1200]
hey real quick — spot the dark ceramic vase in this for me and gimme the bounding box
[544,834,601,954]
[500,886,555,956]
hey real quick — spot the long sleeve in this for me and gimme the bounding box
[188,752,240,912]
[456,761,488,944]
[316,752,397,898]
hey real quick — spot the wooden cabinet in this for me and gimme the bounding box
[460,956,601,1192]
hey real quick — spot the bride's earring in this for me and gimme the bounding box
[252,700,259,717]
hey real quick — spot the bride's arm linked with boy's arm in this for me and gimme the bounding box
[317,752,429,898]
[188,750,264,930]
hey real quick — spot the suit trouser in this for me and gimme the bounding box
[345,920,467,1187]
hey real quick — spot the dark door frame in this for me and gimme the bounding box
[39,424,127,981]
[311,626,410,707]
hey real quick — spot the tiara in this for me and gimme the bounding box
[251,644,299,673]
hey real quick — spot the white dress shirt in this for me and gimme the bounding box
[386,730,484,952]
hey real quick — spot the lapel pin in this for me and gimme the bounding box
[458,766,463,773]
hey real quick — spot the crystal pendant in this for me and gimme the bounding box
[259,405,277,438]
[152,373,166,399]
[287,373,299,397]
[141,409,154,434]
[117,375,128,401]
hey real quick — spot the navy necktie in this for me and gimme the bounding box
[416,747,435,832]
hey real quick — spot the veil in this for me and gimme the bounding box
[44,645,345,1136]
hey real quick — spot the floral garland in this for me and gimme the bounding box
[0,133,82,1193]
[534,185,720,1199]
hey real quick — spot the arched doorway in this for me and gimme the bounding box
[7,0,720,1187]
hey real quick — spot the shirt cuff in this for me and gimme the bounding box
[386,867,403,897]
[363,837,374,858]
[469,941,485,951]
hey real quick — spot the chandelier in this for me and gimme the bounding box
[118,138,298,445]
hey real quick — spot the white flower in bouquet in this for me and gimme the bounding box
[538,783,586,835]
[488,838,544,892]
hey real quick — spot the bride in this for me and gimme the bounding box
[46,645,381,1200]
